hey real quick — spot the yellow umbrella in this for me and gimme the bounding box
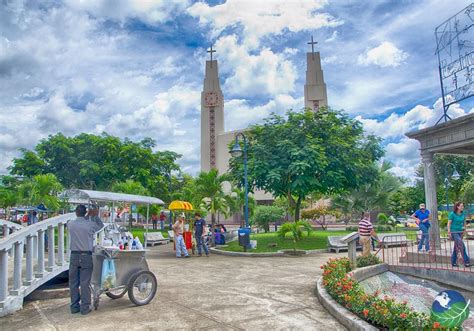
[168,200,194,211]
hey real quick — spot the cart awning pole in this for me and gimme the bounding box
[112,202,115,223]
[145,204,150,248]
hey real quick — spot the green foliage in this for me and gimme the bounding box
[375,225,392,232]
[225,188,256,226]
[278,220,313,251]
[433,155,474,203]
[252,205,284,232]
[19,174,63,210]
[377,213,388,224]
[461,178,474,203]
[229,108,384,221]
[388,184,425,216]
[195,169,230,225]
[333,161,402,216]
[356,254,381,268]
[0,188,18,212]
[345,226,359,232]
[439,211,449,229]
[322,258,434,329]
[10,133,181,200]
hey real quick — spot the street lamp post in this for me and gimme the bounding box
[230,133,249,229]
[444,163,461,212]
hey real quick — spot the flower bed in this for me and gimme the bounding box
[321,258,444,330]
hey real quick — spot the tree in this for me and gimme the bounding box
[10,133,181,195]
[252,205,284,232]
[225,188,256,227]
[433,155,474,202]
[332,161,402,217]
[0,188,18,220]
[19,174,63,210]
[229,108,383,221]
[194,169,230,226]
[277,220,313,252]
[461,178,474,203]
[301,206,332,230]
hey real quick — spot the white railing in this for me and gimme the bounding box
[0,220,23,239]
[0,213,75,317]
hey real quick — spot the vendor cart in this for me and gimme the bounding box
[168,200,195,253]
[60,189,164,309]
[91,246,157,309]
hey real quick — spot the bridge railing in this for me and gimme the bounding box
[0,220,23,239]
[0,213,76,316]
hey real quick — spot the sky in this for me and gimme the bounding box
[1,0,473,181]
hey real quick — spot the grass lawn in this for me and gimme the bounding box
[221,230,351,252]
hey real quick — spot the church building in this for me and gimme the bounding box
[200,37,328,203]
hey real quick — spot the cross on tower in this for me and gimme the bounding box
[307,36,318,60]
[207,44,216,66]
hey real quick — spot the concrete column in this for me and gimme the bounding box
[58,223,65,266]
[347,240,357,269]
[36,230,45,277]
[2,224,8,238]
[12,241,24,294]
[25,235,34,285]
[422,153,440,249]
[46,226,55,271]
[0,250,8,304]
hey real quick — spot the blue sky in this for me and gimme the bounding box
[0,0,473,181]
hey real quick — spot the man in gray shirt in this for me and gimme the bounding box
[68,205,104,315]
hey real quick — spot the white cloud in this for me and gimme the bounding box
[358,41,408,67]
[65,0,190,24]
[358,98,471,180]
[216,35,297,98]
[187,0,343,49]
[325,30,339,42]
[225,94,302,131]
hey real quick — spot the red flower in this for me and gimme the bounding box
[363,309,369,317]
[433,322,441,329]
[399,313,407,319]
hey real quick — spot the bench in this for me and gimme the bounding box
[145,232,170,246]
[168,230,174,241]
[327,235,362,253]
[378,233,408,248]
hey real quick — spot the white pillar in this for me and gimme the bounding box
[12,241,24,294]
[25,235,34,285]
[36,230,45,277]
[0,250,8,304]
[422,153,440,249]
[33,235,38,259]
[2,224,8,238]
[46,226,55,271]
[58,223,65,266]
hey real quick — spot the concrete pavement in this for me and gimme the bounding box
[0,245,344,330]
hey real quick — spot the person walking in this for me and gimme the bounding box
[159,211,166,230]
[358,212,377,256]
[172,214,189,258]
[194,212,209,257]
[448,201,470,268]
[68,205,104,315]
[411,203,431,252]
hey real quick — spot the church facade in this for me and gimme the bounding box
[200,38,328,203]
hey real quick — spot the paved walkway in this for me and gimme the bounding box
[0,246,344,330]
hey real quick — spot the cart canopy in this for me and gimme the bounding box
[60,189,165,205]
[168,200,193,211]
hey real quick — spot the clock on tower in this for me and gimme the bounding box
[204,92,219,107]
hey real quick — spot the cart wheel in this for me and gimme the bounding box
[127,271,157,306]
[105,287,127,299]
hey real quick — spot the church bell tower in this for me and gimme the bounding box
[304,36,328,111]
[201,45,224,172]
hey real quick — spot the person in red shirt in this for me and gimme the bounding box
[151,214,158,230]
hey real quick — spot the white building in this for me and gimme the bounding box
[200,38,328,204]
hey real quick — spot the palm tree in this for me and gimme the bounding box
[0,188,18,220]
[278,220,313,252]
[20,174,63,210]
[225,188,256,227]
[332,161,401,220]
[194,169,230,226]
